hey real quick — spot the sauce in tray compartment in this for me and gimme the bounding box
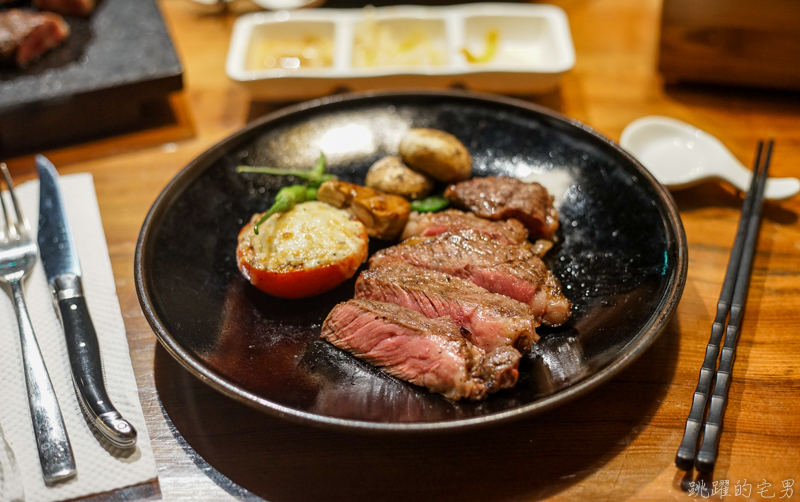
[248,35,334,71]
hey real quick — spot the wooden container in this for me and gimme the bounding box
[658,0,800,90]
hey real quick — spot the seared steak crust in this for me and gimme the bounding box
[356,262,539,352]
[321,299,520,401]
[444,176,559,239]
[370,229,571,326]
[401,209,529,244]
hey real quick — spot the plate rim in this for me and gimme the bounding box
[134,89,687,432]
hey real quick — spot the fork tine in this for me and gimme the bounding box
[0,163,11,239]
[0,163,28,235]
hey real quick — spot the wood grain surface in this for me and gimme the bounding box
[4,0,800,500]
[659,0,800,90]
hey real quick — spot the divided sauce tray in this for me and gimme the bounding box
[226,3,575,100]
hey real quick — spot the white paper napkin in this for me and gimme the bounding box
[0,173,157,502]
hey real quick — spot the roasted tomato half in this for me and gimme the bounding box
[236,201,369,298]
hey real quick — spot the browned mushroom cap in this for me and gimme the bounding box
[365,156,435,200]
[399,128,472,183]
[317,180,411,240]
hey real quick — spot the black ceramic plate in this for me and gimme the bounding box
[135,91,687,431]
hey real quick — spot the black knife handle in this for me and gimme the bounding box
[58,296,138,449]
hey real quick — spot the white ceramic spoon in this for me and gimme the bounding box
[620,116,800,201]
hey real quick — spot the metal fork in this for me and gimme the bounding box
[0,163,76,485]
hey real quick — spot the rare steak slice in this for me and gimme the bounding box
[321,299,520,401]
[370,229,571,326]
[0,9,69,68]
[444,176,559,239]
[355,262,539,352]
[401,209,529,245]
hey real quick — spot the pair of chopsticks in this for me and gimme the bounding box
[675,140,774,473]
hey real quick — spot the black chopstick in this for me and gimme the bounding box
[675,140,773,472]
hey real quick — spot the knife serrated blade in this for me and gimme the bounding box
[36,155,137,450]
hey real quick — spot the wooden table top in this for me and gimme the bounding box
[6,0,800,500]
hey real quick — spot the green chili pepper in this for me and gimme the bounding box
[306,152,327,187]
[307,173,335,188]
[305,186,318,201]
[253,185,309,234]
[245,153,332,234]
[237,153,333,187]
[236,166,315,177]
[411,195,449,213]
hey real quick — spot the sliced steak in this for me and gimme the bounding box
[0,9,69,68]
[370,229,571,326]
[401,209,529,244]
[355,262,539,352]
[33,0,97,17]
[444,176,559,239]
[321,299,520,401]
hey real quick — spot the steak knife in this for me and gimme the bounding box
[36,156,137,450]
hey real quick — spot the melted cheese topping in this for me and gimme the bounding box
[250,201,367,271]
